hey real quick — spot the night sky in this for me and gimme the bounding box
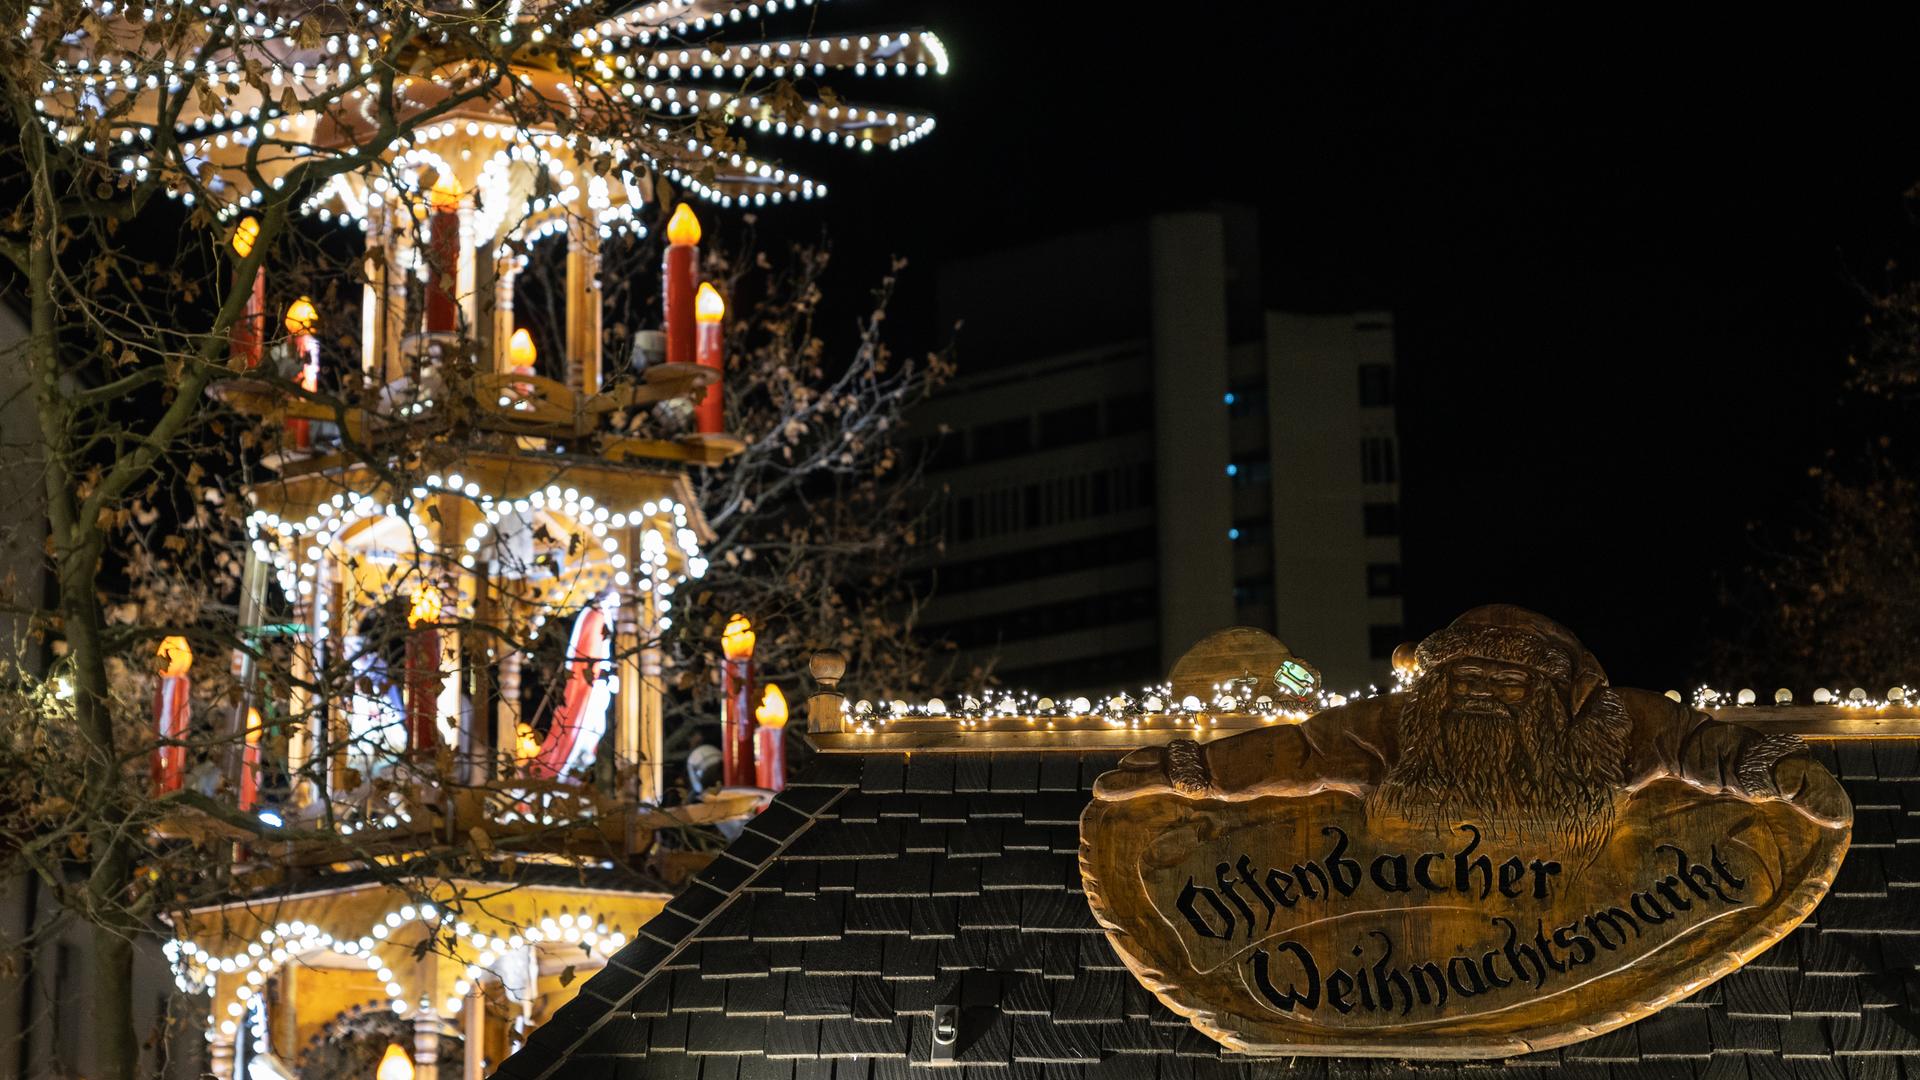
[769,5,1920,688]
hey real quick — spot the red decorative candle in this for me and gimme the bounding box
[239,707,262,811]
[426,177,462,334]
[152,636,192,794]
[662,204,701,365]
[405,585,444,754]
[694,282,726,434]
[719,613,756,787]
[754,685,787,792]
[284,297,319,449]
[229,216,264,369]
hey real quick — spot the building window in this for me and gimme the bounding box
[1361,436,1397,485]
[1038,403,1099,449]
[1231,518,1273,545]
[971,417,1032,463]
[1227,383,1265,418]
[925,433,965,471]
[1366,563,1402,597]
[1369,624,1405,660]
[1105,393,1151,434]
[1362,502,1398,537]
[1359,363,1393,407]
[927,588,1158,651]
[1229,455,1271,488]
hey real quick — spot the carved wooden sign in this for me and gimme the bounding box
[1081,606,1851,1058]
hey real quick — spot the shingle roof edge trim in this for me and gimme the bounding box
[489,780,854,1080]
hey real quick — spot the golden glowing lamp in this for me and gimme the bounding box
[156,636,192,678]
[720,614,755,660]
[666,202,702,246]
[428,174,463,212]
[376,1043,415,1080]
[756,684,788,729]
[407,585,444,628]
[230,215,260,258]
[1390,641,1418,679]
[508,327,538,369]
[283,296,318,336]
[695,282,726,324]
[516,722,542,760]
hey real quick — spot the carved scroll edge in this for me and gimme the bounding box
[1077,795,1852,1060]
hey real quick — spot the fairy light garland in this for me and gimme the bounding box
[844,670,1920,740]
[30,0,947,227]
[1685,684,1917,710]
[246,474,708,636]
[837,678,1382,738]
[167,901,631,1027]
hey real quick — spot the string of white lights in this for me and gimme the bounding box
[169,901,631,1030]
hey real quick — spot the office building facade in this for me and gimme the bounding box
[913,211,1404,693]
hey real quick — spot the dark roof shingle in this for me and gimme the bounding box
[495,747,1920,1080]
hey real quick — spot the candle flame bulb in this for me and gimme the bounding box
[283,296,318,335]
[428,174,462,212]
[408,584,443,628]
[508,327,537,369]
[156,636,192,678]
[721,613,755,660]
[695,282,725,323]
[230,215,260,258]
[756,684,788,729]
[666,202,702,246]
[376,1043,415,1080]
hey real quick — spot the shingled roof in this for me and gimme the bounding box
[495,740,1920,1080]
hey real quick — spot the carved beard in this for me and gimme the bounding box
[1369,669,1629,860]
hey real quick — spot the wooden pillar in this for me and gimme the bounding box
[413,1013,441,1080]
[476,249,499,374]
[637,592,665,804]
[286,592,314,799]
[614,612,640,799]
[436,568,464,761]
[277,966,297,1062]
[492,260,518,375]
[462,563,491,786]
[565,227,601,394]
[362,245,382,379]
[384,209,411,383]
[456,205,478,337]
[463,988,485,1080]
[496,652,522,773]
[229,546,269,798]
[327,566,350,796]
[209,1033,236,1080]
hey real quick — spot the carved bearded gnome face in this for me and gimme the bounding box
[1369,606,1630,858]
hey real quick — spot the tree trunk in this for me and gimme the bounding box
[24,124,140,1080]
[87,895,137,1080]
